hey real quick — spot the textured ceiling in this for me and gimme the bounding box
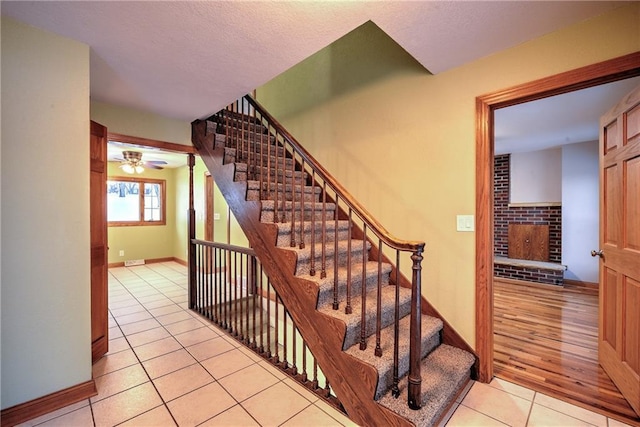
[1,1,627,122]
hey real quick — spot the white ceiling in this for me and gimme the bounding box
[3,1,635,162]
[2,1,628,122]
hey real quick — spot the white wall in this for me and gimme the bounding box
[510,148,562,204]
[1,18,91,409]
[562,141,599,283]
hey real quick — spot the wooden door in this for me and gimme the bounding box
[599,85,640,417]
[90,121,109,362]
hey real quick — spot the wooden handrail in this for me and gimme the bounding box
[191,238,255,255]
[231,96,425,253]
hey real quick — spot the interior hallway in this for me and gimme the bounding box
[17,263,634,426]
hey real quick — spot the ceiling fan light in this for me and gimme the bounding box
[135,165,145,174]
[121,164,135,174]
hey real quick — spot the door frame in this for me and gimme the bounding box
[474,51,640,383]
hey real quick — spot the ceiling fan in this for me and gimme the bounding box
[115,150,167,174]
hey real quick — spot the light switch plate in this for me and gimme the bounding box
[456,215,475,232]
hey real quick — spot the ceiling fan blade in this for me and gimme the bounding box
[146,164,164,170]
[147,160,168,165]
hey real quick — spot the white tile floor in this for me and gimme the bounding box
[18,262,634,427]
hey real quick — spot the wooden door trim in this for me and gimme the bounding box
[475,51,640,383]
[108,132,195,153]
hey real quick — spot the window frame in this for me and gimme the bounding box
[107,176,166,226]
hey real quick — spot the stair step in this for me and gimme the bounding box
[235,163,307,185]
[224,145,288,163]
[274,219,350,248]
[247,180,321,203]
[260,200,336,224]
[346,315,444,399]
[287,238,367,276]
[298,261,391,309]
[226,132,277,145]
[377,344,475,427]
[220,118,266,133]
[318,284,412,350]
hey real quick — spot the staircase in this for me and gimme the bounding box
[190,95,476,427]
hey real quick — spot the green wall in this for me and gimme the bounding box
[1,17,92,409]
[107,162,177,264]
[257,5,640,349]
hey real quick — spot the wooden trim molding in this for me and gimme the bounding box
[108,132,195,153]
[0,380,97,427]
[475,51,640,383]
[108,256,183,268]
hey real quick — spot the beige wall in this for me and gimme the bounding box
[1,17,91,409]
[257,4,640,348]
[106,163,177,264]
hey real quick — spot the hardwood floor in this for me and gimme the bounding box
[493,278,640,425]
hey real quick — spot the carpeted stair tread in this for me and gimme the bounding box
[261,199,336,222]
[246,180,321,203]
[346,315,443,399]
[234,162,307,180]
[318,284,412,350]
[274,219,351,248]
[298,261,392,308]
[284,238,369,276]
[377,344,475,427]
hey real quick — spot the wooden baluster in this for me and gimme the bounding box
[244,253,250,345]
[321,181,327,279]
[392,250,401,398]
[222,248,228,329]
[375,239,383,357]
[259,264,265,353]
[274,130,280,223]
[249,256,255,347]
[239,252,244,340]
[301,341,308,382]
[290,147,297,248]
[309,170,316,276]
[206,245,212,320]
[283,303,289,369]
[360,225,368,350]
[259,114,265,200]
[213,247,219,324]
[231,251,236,334]
[299,158,306,249]
[312,358,319,389]
[266,279,272,358]
[292,321,297,375]
[325,379,331,398]
[345,209,353,314]
[244,98,252,179]
[194,243,200,312]
[332,191,339,310]
[274,293,280,364]
[202,246,211,320]
[408,247,424,410]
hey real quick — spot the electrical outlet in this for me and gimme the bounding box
[214,213,221,220]
[119,250,124,256]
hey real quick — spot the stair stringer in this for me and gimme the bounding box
[192,120,414,427]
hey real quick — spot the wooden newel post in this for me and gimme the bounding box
[408,245,424,410]
[187,153,197,309]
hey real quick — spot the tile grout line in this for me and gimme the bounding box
[106,269,182,427]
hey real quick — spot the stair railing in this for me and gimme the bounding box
[191,238,341,408]
[212,95,426,410]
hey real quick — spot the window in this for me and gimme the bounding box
[107,177,166,226]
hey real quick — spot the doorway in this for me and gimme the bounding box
[474,52,640,420]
